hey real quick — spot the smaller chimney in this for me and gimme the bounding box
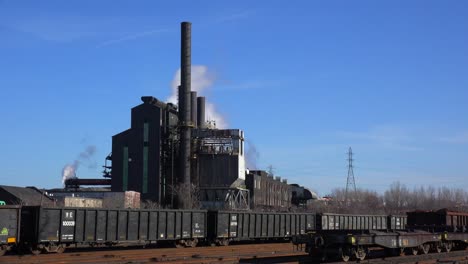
[197,96,206,128]
[191,91,197,128]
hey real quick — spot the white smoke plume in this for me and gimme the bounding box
[61,163,78,185]
[168,65,227,128]
[61,145,97,185]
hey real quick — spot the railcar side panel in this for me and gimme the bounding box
[38,209,60,242]
[118,211,128,240]
[267,214,273,237]
[128,212,138,240]
[148,211,157,240]
[95,210,106,241]
[139,211,148,240]
[106,210,117,241]
[0,206,20,247]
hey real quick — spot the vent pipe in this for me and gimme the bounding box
[191,91,197,128]
[197,96,205,128]
[178,22,192,205]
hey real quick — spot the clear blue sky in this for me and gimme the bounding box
[1,1,467,196]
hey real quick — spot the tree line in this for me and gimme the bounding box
[308,181,468,215]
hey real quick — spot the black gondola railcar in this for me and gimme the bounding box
[408,209,468,231]
[407,209,468,252]
[208,211,315,245]
[0,205,21,256]
[20,206,207,254]
[317,213,388,231]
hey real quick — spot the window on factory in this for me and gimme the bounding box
[123,147,129,191]
[143,146,149,194]
[143,122,149,142]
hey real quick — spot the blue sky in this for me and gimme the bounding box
[0,1,467,196]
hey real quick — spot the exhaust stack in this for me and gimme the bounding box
[197,96,206,128]
[178,22,192,207]
[191,91,198,128]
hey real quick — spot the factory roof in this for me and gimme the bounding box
[0,185,54,206]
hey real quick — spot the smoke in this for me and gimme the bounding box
[61,145,97,185]
[245,140,260,169]
[61,163,77,185]
[168,65,227,128]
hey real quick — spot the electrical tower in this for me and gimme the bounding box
[345,147,356,202]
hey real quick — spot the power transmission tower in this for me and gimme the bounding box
[345,147,356,202]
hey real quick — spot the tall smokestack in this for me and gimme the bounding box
[197,96,206,128]
[180,22,192,122]
[191,91,197,128]
[179,22,192,207]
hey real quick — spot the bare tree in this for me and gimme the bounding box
[169,183,201,209]
[142,200,161,209]
[384,182,410,214]
[318,182,468,214]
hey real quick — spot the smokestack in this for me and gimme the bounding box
[191,91,197,128]
[197,96,205,128]
[178,22,192,207]
[180,22,192,123]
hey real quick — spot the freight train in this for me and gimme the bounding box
[2,205,467,259]
[0,205,314,255]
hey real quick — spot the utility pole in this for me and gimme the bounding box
[345,147,357,203]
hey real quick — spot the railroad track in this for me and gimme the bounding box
[322,249,468,264]
[0,242,307,264]
[1,244,466,263]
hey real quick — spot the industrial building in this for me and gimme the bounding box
[46,22,315,210]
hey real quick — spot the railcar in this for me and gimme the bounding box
[0,205,21,256]
[295,214,412,261]
[407,209,468,252]
[407,209,468,232]
[208,211,315,245]
[293,211,468,262]
[3,206,467,259]
[317,213,407,231]
[20,206,207,254]
[1,206,318,255]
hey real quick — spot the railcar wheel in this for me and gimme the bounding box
[0,246,7,256]
[410,247,418,255]
[399,247,405,256]
[174,241,185,248]
[355,247,366,261]
[339,246,351,262]
[420,244,430,254]
[217,239,229,246]
[56,245,66,254]
[434,242,442,253]
[30,246,42,255]
[444,242,452,253]
[187,239,198,248]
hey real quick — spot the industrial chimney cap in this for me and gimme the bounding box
[141,96,158,104]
